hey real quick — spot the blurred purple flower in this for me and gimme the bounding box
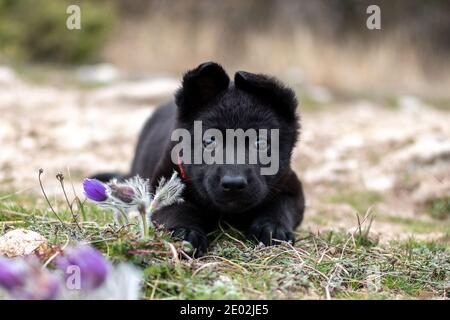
[83,178,108,202]
[0,257,60,300]
[38,275,60,300]
[0,257,24,290]
[55,245,109,290]
[24,267,60,300]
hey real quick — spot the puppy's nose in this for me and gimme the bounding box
[221,175,248,191]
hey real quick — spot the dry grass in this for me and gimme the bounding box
[0,179,448,300]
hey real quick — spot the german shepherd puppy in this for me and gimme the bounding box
[95,62,305,256]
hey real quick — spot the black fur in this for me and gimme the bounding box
[98,62,305,257]
[90,172,123,182]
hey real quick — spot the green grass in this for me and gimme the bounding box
[380,215,450,234]
[12,64,112,90]
[329,190,382,214]
[425,97,450,111]
[426,197,450,220]
[0,192,449,300]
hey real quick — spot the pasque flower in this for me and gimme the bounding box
[0,257,24,290]
[55,245,141,300]
[55,245,109,290]
[0,257,59,300]
[82,172,185,240]
[83,178,108,202]
[150,172,185,211]
[0,246,140,300]
[109,183,135,203]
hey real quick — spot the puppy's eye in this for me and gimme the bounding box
[254,138,269,151]
[203,136,217,150]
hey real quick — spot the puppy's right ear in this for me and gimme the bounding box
[175,62,230,117]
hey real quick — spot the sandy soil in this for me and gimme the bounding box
[0,66,449,242]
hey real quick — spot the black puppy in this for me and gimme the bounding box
[96,62,305,256]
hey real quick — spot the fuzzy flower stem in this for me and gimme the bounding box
[139,205,149,240]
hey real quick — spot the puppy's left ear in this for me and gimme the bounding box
[235,71,298,120]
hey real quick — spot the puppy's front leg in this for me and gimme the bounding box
[152,202,208,257]
[248,193,304,246]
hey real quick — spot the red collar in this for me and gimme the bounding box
[177,156,188,181]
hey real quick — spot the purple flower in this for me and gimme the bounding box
[23,268,60,300]
[83,178,108,202]
[55,245,109,290]
[0,257,60,300]
[37,275,60,300]
[0,257,24,290]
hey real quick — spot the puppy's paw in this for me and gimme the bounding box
[171,227,208,258]
[248,221,295,246]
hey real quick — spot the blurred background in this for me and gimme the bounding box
[1,0,450,97]
[0,0,449,240]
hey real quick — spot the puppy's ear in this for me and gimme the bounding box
[176,62,230,116]
[234,71,297,121]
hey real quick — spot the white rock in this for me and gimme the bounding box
[363,170,395,192]
[0,229,48,257]
[307,85,333,104]
[76,63,120,84]
[398,95,426,113]
[90,78,179,104]
[0,66,19,86]
[387,136,450,169]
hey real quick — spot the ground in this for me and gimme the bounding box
[0,66,448,299]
